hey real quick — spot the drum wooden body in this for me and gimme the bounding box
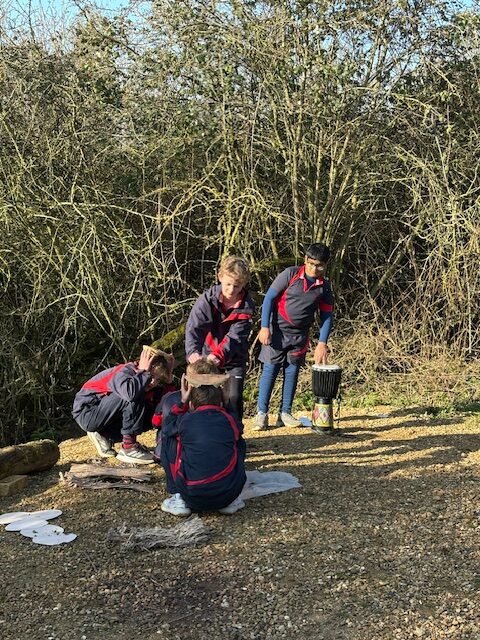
[311,364,342,432]
[311,364,342,401]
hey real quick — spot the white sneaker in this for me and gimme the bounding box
[252,412,268,431]
[161,493,191,517]
[276,412,302,428]
[218,497,245,515]
[87,431,116,457]
[116,444,154,465]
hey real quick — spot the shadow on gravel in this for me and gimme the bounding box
[338,404,479,422]
[246,416,479,475]
[352,417,461,434]
[337,406,435,421]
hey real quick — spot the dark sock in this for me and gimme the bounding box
[122,434,137,450]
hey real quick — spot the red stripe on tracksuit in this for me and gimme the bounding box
[81,364,126,395]
[152,414,163,428]
[205,332,217,351]
[291,337,310,357]
[172,403,189,416]
[205,332,229,367]
[319,301,333,312]
[277,271,303,326]
[173,406,240,486]
[224,312,252,321]
[170,437,183,481]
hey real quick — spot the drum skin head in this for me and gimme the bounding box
[312,364,342,371]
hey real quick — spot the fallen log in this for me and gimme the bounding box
[67,479,155,493]
[61,463,153,492]
[0,439,60,480]
[64,463,152,481]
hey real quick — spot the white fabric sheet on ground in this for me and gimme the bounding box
[240,470,302,501]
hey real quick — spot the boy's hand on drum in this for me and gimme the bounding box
[258,327,271,345]
[314,342,329,365]
[187,353,202,364]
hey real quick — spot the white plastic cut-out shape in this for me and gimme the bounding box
[32,533,77,546]
[5,517,49,532]
[31,509,62,520]
[299,416,312,427]
[20,525,64,538]
[0,512,30,525]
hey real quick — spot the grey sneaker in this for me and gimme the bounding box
[116,444,154,465]
[87,431,116,457]
[276,412,302,428]
[252,412,268,431]
[161,493,191,517]
[218,496,246,515]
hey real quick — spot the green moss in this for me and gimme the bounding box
[150,324,186,352]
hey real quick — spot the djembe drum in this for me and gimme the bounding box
[311,364,342,434]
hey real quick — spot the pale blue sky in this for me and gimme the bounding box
[4,0,478,32]
[2,0,143,38]
[6,0,132,25]
[26,0,130,13]
[14,0,479,19]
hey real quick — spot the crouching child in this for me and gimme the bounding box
[159,362,247,516]
[72,346,175,464]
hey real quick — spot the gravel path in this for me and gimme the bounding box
[1,406,479,640]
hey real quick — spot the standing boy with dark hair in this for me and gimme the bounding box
[159,361,247,516]
[72,346,175,463]
[253,243,334,430]
[185,255,255,418]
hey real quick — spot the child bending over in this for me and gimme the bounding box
[185,255,255,419]
[72,346,175,464]
[159,360,247,516]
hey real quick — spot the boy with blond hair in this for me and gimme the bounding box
[185,256,255,418]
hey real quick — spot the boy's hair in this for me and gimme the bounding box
[305,243,331,263]
[190,385,223,409]
[186,359,220,376]
[186,359,223,408]
[218,255,251,286]
[150,355,172,380]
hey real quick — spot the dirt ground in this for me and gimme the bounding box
[1,405,479,640]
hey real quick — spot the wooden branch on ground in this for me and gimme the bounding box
[62,463,154,492]
[65,463,152,480]
[68,478,155,493]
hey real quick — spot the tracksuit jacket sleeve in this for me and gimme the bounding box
[185,293,213,357]
[318,312,333,342]
[260,268,297,326]
[318,280,334,343]
[270,268,296,294]
[161,403,188,437]
[108,363,151,402]
[260,287,278,327]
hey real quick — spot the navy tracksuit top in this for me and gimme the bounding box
[72,362,175,424]
[270,265,334,336]
[161,403,247,510]
[185,284,255,367]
